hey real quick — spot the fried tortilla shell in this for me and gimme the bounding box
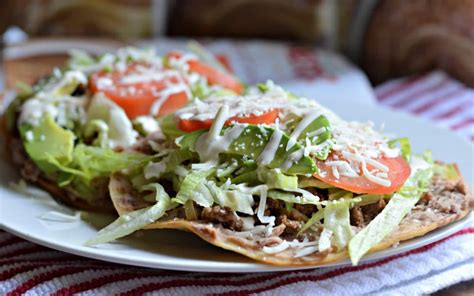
[109,171,471,266]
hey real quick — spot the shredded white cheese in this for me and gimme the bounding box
[175,92,290,122]
[255,185,275,225]
[257,129,283,167]
[262,241,290,254]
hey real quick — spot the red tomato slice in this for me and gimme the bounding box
[89,63,189,119]
[314,154,411,194]
[177,108,280,132]
[166,51,244,94]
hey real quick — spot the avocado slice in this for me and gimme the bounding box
[178,124,318,175]
[19,115,75,175]
[297,114,332,145]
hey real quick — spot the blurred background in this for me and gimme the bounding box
[1,0,473,88]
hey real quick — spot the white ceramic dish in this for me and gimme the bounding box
[0,97,472,272]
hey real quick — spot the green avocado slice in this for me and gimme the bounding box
[177,124,318,175]
[297,114,332,145]
[19,115,75,175]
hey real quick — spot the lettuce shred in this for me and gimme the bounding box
[85,183,177,245]
[388,137,411,161]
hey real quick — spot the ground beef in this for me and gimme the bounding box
[362,198,386,221]
[305,187,328,200]
[289,209,309,221]
[294,204,318,217]
[201,206,243,231]
[263,198,285,216]
[350,206,365,227]
[277,214,302,234]
[350,199,386,227]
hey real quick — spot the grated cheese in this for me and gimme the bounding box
[175,92,290,122]
[255,185,275,225]
[294,246,319,258]
[262,241,290,254]
[257,129,283,167]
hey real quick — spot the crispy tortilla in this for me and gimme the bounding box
[108,171,472,266]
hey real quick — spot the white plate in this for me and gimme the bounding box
[0,98,472,273]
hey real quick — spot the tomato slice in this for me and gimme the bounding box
[314,154,411,194]
[89,63,189,119]
[166,51,244,94]
[177,108,280,132]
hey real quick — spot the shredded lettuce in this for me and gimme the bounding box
[348,155,434,265]
[230,170,257,185]
[318,228,333,252]
[298,177,335,189]
[268,190,320,205]
[298,195,361,236]
[73,145,151,180]
[434,163,459,181]
[141,183,170,202]
[354,194,387,207]
[323,198,354,251]
[85,183,176,245]
[216,160,240,178]
[172,169,215,207]
[258,169,298,189]
[388,137,411,161]
[166,149,196,171]
[48,144,151,184]
[159,114,187,139]
[144,149,196,180]
[207,182,255,215]
[298,209,325,235]
[328,188,353,201]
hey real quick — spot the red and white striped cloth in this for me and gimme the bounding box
[1,71,473,295]
[375,71,474,141]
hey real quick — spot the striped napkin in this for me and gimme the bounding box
[1,71,473,295]
[375,71,473,141]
